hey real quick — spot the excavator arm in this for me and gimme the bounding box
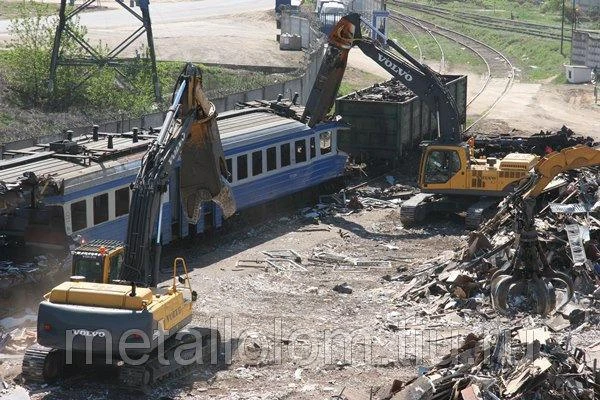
[525,145,600,198]
[118,63,236,286]
[301,13,461,143]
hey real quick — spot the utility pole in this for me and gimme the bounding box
[560,0,565,55]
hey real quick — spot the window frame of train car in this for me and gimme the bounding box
[224,129,338,185]
[64,184,133,235]
[64,128,339,235]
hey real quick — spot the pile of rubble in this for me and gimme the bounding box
[377,327,600,399]
[0,254,65,292]
[471,126,597,157]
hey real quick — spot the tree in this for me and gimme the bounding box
[2,1,87,108]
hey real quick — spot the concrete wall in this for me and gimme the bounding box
[572,30,600,69]
[280,12,322,48]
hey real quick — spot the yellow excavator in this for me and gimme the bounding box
[303,13,542,228]
[489,145,600,315]
[21,63,236,390]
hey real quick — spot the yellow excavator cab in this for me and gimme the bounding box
[71,240,125,284]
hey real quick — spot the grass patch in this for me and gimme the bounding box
[392,6,571,81]
[0,0,54,19]
[388,26,487,74]
[406,0,600,30]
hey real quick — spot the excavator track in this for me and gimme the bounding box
[119,327,220,392]
[22,344,64,383]
[400,193,435,226]
[465,199,499,230]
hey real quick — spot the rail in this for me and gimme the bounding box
[389,9,515,132]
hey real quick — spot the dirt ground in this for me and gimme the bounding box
[0,177,470,399]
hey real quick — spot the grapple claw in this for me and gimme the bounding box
[531,276,556,315]
[490,274,516,313]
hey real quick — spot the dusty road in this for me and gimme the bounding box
[0,0,304,67]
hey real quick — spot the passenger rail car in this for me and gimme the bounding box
[0,109,347,249]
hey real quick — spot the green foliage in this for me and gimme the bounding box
[0,0,53,20]
[391,4,571,81]
[0,1,160,114]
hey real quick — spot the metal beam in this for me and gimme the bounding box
[48,0,162,102]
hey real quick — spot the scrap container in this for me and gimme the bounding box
[335,74,467,166]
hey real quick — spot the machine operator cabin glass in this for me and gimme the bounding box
[73,257,103,283]
[424,150,461,184]
[109,253,124,282]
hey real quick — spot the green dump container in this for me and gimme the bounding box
[335,75,467,166]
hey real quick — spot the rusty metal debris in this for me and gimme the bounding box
[344,76,455,103]
[388,166,600,317]
[380,327,600,400]
[0,255,64,292]
[471,126,597,157]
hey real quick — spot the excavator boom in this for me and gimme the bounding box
[301,13,461,143]
[119,63,236,286]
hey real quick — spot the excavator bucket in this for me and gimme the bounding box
[179,66,236,224]
[300,13,359,127]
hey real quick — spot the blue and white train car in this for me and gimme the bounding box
[0,108,347,250]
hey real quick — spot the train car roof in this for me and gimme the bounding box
[218,109,311,151]
[0,108,319,196]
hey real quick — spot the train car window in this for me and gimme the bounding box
[281,143,291,167]
[266,147,276,171]
[93,193,109,225]
[295,140,306,163]
[310,137,316,159]
[115,187,129,217]
[252,151,263,176]
[320,131,332,155]
[237,154,248,180]
[226,158,233,183]
[71,200,87,232]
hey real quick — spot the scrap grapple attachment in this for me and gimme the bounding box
[487,167,579,315]
[490,229,574,315]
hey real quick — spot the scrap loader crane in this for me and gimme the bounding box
[21,63,235,390]
[490,145,600,315]
[304,13,542,228]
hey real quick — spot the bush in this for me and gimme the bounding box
[1,1,162,114]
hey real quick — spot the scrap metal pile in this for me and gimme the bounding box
[344,76,453,103]
[378,327,600,399]
[0,254,65,292]
[471,126,597,157]
[390,167,600,317]
[0,172,61,214]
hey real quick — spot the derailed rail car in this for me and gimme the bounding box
[335,75,467,166]
[0,108,347,250]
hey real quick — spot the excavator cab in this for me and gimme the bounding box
[419,145,470,191]
[71,239,124,283]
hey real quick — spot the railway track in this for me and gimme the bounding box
[389,10,515,131]
[390,0,572,41]
[394,18,424,64]
[390,14,445,73]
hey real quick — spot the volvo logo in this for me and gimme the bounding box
[377,53,413,81]
[72,329,106,338]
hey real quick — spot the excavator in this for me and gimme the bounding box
[21,63,236,390]
[302,13,541,228]
[489,145,600,315]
